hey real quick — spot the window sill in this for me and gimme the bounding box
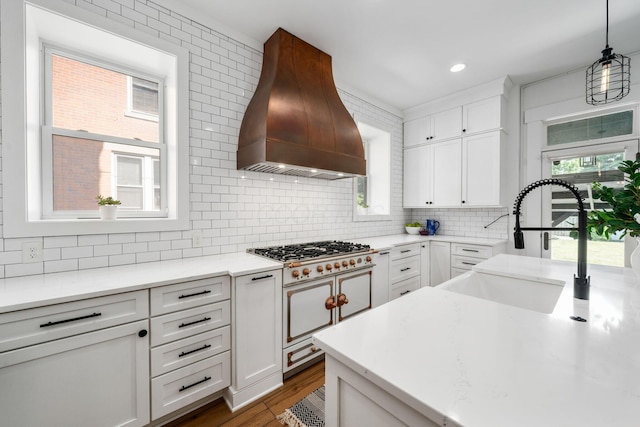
[3,217,189,238]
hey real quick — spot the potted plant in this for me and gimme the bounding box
[96,195,121,220]
[587,158,640,275]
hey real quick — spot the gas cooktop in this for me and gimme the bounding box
[248,240,371,263]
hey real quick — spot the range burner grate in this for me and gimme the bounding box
[251,240,371,262]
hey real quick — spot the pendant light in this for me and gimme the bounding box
[586,0,630,105]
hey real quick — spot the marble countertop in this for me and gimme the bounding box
[0,234,506,314]
[353,234,507,251]
[313,254,640,426]
[0,253,282,313]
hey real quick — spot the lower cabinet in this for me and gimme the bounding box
[0,291,150,427]
[450,242,505,278]
[371,250,391,307]
[225,269,283,411]
[430,241,451,286]
[149,276,231,420]
[389,243,421,300]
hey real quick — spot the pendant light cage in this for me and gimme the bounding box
[586,0,631,105]
[586,49,630,105]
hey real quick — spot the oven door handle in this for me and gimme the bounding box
[336,293,349,307]
[325,296,337,310]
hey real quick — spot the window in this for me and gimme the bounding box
[1,0,189,237]
[547,110,633,146]
[354,121,391,220]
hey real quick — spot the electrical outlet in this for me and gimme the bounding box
[22,242,43,263]
[192,230,204,248]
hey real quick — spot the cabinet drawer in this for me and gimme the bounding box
[284,338,323,373]
[151,351,230,420]
[390,276,420,300]
[451,243,492,259]
[151,276,230,316]
[151,325,231,377]
[390,256,420,283]
[390,243,421,261]
[151,301,230,347]
[451,254,483,271]
[0,290,148,353]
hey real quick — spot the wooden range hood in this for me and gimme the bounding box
[237,28,366,179]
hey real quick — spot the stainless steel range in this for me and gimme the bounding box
[249,241,375,374]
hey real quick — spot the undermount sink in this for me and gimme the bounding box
[438,271,565,314]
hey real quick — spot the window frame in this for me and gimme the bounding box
[0,0,189,237]
[126,76,160,122]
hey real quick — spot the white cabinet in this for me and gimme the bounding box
[389,243,421,300]
[403,94,507,208]
[404,139,462,207]
[0,291,150,427]
[462,96,503,135]
[450,242,505,278]
[149,276,231,420]
[371,250,391,307]
[225,269,283,411]
[420,242,430,288]
[429,241,451,286]
[462,131,504,206]
[404,106,461,147]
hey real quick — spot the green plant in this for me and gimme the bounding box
[588,159,640,239]
[96,195,121,206]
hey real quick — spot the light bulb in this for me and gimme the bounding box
[600,63,610,92]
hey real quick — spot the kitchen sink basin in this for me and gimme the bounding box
[438,271,565,314]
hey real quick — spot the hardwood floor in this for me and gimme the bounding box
[165,360,325,427]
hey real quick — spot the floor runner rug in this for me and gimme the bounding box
[277,385,325,427]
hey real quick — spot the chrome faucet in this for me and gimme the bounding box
[513,178,590,300]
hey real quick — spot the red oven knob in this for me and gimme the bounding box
[303,268,311,276]
[335,262,341,269]
[366,256,372,262]
[349,259,356,266]
[342,260,348,268]
[292,270,300,278]
[317,265,324,273]
[326,264,333,271]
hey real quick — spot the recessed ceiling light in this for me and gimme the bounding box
[450,63,466,73]
[310,169,318,173]
[278,164,286,169]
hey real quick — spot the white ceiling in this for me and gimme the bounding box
[156,0,640,112]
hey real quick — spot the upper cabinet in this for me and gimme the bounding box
[404,106,462,147]
[403,94,508,208]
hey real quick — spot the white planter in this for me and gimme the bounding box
[99,205,118,220]
[631,237,640,281]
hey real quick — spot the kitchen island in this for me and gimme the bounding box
[313,254,640,426]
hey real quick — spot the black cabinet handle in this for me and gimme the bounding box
[462,262,477,266]
[379,251,390,255]
[179,317,211,328]
[462,200,466,204]
[400,290,411,296]
[178,289,211,299]
[40,312,102,328]
[400,249,411,253]
[462,249,479,252]
[179,344,211,358]
[400,267,411,272]
[138,329,148,338]
[252,274,273,281]
[179,376,211,392]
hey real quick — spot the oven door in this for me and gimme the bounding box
[283,278,334,347]
[337,269,372,322]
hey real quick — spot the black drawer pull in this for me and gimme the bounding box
[252,274,273,281]
[462,262,477,266]
[178,290,211,299]
[400,267,411,272]
[400,249,411,253]
[400,290,411,296]
[179,344,211,358]
[462,249,479,252]
[40,312,101,328]
[179,376,211,392]
[179,317,211,328]
[379,251,390,255]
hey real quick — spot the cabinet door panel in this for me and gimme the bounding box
[463,96,501,134]
[403,145,432,207]
[432,139,461,206]
[404,116,431,147]
[0,320,149,427]
[462,132,501,206]
[431,106,462,141]
[429,242,451,286]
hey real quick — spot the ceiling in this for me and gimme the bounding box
[156,0,640,112]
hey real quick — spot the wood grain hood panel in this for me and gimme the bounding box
[237,28,366,179]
